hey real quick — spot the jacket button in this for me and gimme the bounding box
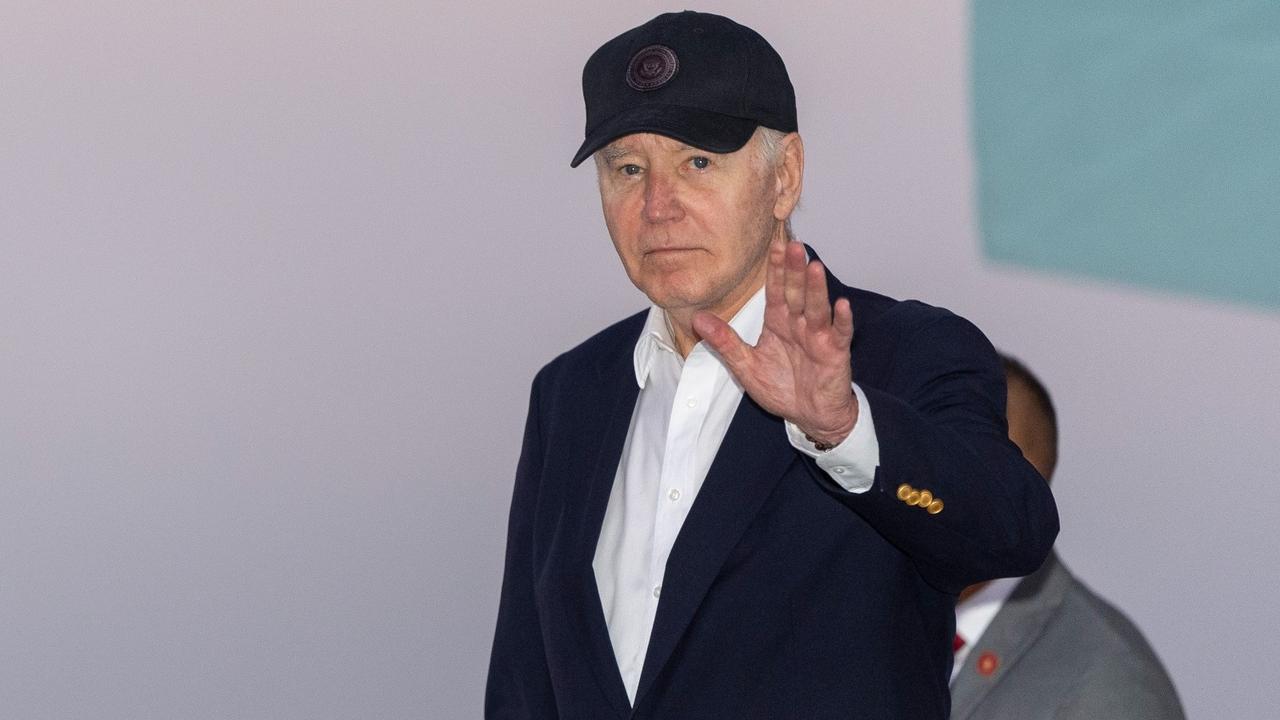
[927,499,944,515]
[917,490,933,507]
[896,484,913,501]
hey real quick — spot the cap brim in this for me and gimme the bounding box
[570,104,758,167]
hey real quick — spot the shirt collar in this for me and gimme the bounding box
[632,284,767,389]
[954,575,1021,647]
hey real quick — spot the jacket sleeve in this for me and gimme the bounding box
[814,311,1059,594]
[485,373,559,719]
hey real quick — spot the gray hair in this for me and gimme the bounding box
[755,127,796,239]
[755,126,788,168]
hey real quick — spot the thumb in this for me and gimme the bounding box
[692,311,753,376]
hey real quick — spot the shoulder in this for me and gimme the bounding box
[834,283,1000,390]
[1039,566,1185,717]
[978,560,1185,717]
[845,285,991,351]
[530,308,647,394]
[814,242,993,348]
[1055,570,1171,671]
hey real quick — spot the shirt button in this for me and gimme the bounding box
[686,397,697,408]
[833,467,846,475]
[668,488,681,501]
[653,585,662,598]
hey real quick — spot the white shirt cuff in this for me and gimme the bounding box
[785,383,880,494]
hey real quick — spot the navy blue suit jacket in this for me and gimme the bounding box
[486,255,1058,719]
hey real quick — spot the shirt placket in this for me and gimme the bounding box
[648,350,714,604]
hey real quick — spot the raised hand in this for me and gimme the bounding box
[692,240,858,446]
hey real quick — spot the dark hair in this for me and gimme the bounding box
[1000,353,1058,479]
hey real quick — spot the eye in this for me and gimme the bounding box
[621,164,642,176]
[690,156,710,170]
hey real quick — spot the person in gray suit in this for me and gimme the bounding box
[949,355,1185,720]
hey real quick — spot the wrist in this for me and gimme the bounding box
[800,404,858,451]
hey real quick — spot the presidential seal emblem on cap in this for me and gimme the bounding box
[626,44,678,91]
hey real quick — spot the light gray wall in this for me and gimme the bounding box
[2,2,1275,718]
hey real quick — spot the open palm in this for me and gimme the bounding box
[693,241,858,446]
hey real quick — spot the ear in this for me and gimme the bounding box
[772,132,804,222]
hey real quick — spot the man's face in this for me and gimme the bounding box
[595,130,783,318]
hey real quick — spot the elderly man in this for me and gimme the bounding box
[486,11,1057,719]
[950,356,1185,719]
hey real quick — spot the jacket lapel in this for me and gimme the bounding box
[631,392,797,707]
[950,554,1070,719]
[566,330,644,718]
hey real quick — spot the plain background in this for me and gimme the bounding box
[3,2,1277,718]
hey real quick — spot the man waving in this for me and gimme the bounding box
[486,11,1058,719]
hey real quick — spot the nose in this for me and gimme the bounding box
[641,171,684,224]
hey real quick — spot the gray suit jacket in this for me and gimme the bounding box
[950,554,1185,720]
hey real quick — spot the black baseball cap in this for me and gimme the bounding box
[570,11,798,168]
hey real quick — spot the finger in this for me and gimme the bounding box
[832,296,854,349]
[692,310,754,378]
[803,260,831,328]
[765,241,786,311]
[783,241,807,314]
[763,245,793,340]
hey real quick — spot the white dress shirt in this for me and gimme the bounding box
[592,284,882,703]
[952,576,1021,681]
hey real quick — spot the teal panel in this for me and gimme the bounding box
[972,2,1280,309]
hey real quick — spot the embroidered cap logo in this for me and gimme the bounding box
[626,45,679,91]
